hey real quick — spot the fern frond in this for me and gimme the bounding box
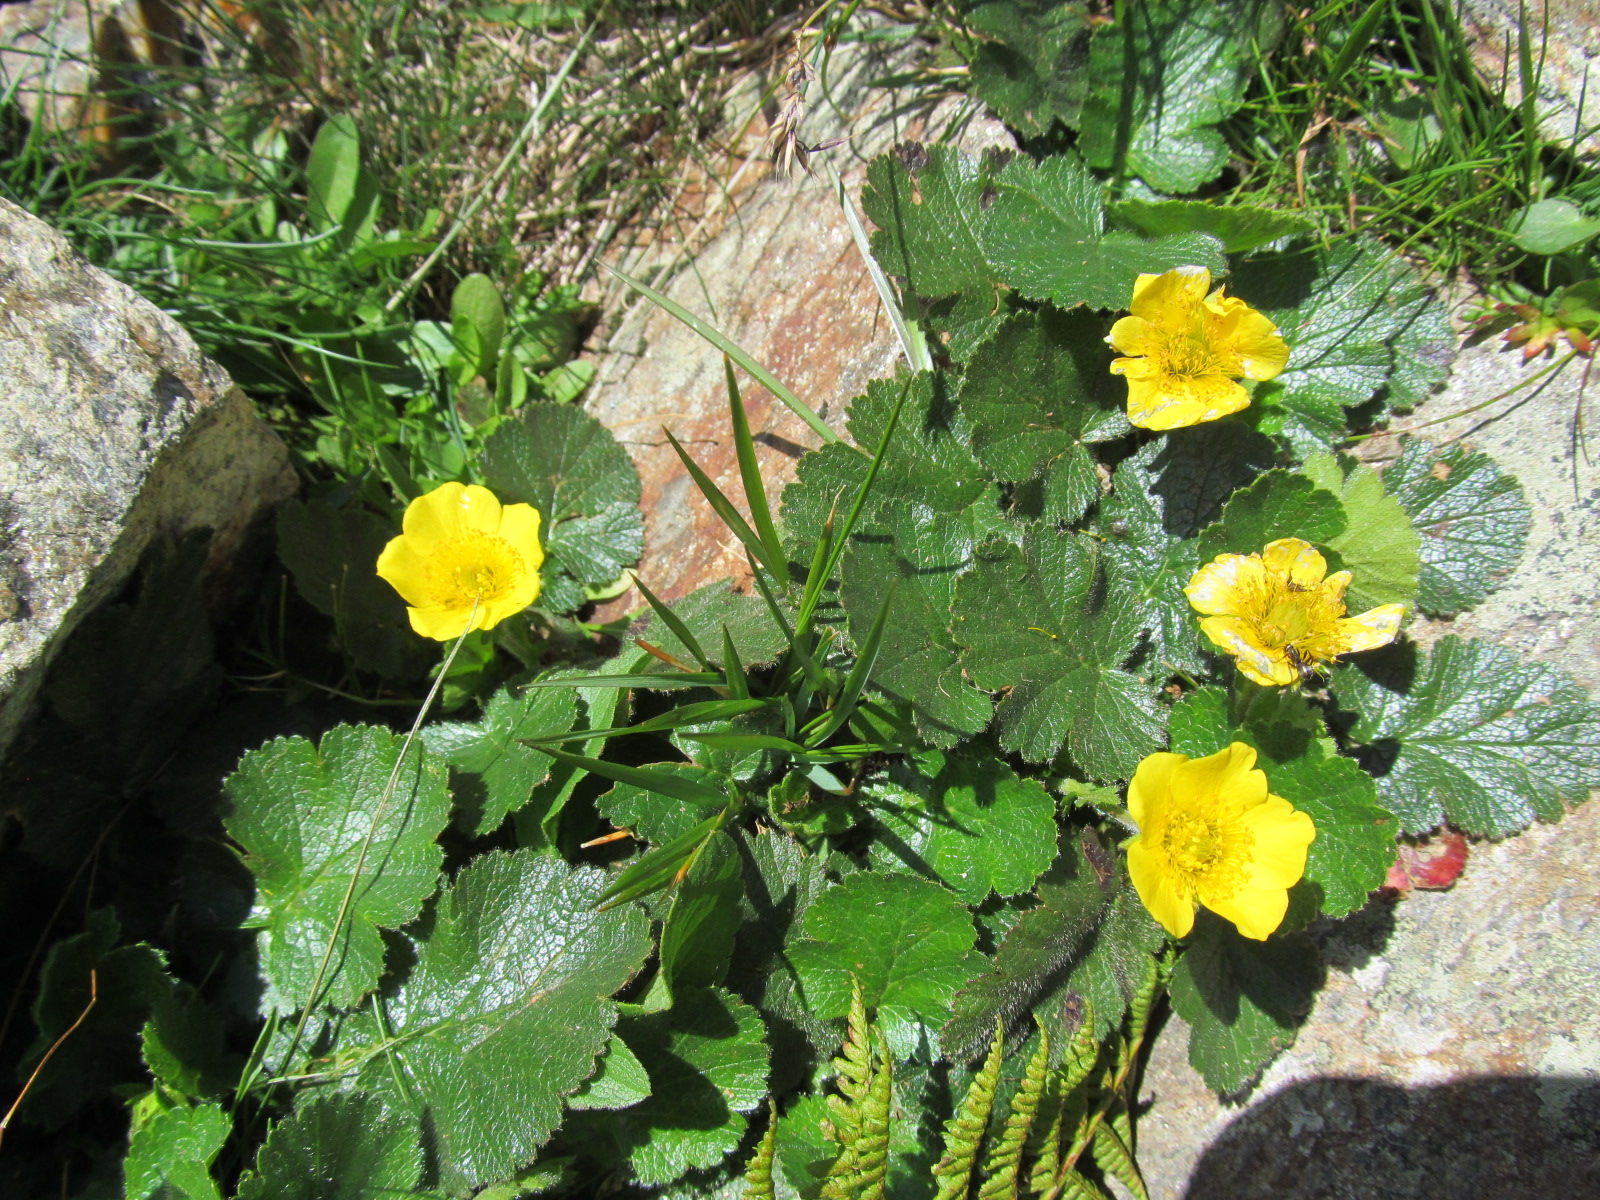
[821,978,893,1200]
[1090,1121,1146,1200]
[832,979,870,1120]
[1053,1168,1112,1200]
[852,1034,894,1200]
[1025,1065,1066,1197]
[976,1023,1051,1200]
[740,1100,779,1200]
[1125,952,1162,1048]
[931,1018,1005,1200]
[1057,998,1100,1100]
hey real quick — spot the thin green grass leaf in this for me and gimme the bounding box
[664,429,780,575]
[725,357,787,571]
[635,575,712,670]
[606,264,839,444]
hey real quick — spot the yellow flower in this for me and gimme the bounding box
[376,482,544,640]
[1185,537,1405,687]
[1126,743,1315,940]
[1108,266,1290,431]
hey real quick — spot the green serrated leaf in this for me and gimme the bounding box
[959,0,1092,137]
[567,1034,653,1111]
[1097,428,1277,676]
[235,1095,421,1200]
[1334,636,1600,835]
[943,834,1132,1057]
[276,500,431,680]
[546,502,645,587]
[839,506,993,748]
[223,725,450,1015]
[863,143,1006,357]
[1107,199,1315,253]
[1168,911,1321,1093]
[981,154,1226,310]
[1195,470,1346,561]
[422,684,578,836]
[350,852,650,1191]
[18,917,172,1127]
[570,986,771,1186]
[866,751,1057,904]
[660,831,745,996]
[955,528,1165,778]
[479,405,644,609]
[726,830,836,1093]
[788,872,981,1057]
[1381,438,1531,617]
[1301,453,1419,612]
[1170,688,1395,917]
[142,986,232,1100]
[1230,240,1454,453]
[782,372,991,550]
[958,309,1129,523]
[1080,0,1259,192]
[125,1098,229,1200]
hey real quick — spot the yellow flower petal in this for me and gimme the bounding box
[1202,881,1291,941]
[1108,315,1158,357]
[1130,265,1212,320]
[1109,268,1285,432]
[1205,296,1289,381]
[1198,616,1297,687]
[1186,538,1402,686]
[374,537,434,608]
[1334,603,1406,654]
[1125,372,1250,431]
[1172,741,1262,810]
[1128,840,1197,938]
[1260,537,1327,588]
[1238,795,1316,889]
[401,481,503,549]
[1184,553,1267,616]
[1127,751,1186,830]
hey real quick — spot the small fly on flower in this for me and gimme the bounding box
[1284,643,1320,687]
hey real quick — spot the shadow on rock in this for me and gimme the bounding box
[1183,1074,1600,1199]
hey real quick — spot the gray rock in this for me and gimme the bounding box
[0,196,295,763]
[1134,338,1600,1199]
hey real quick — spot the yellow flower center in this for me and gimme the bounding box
[1154,327,1225,380]
[423,530,527,608]
[1157,802,1253,901]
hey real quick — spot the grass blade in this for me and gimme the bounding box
[634,575,711,669]
[596,810,730,909]
[522,672,723,689]
[605,263,840,444]
[721,626,750,700]
[725,356,788,571]
[521,698,769,745]
[665,429,781,574]
[532,746,733,807]
[804,581,894,748]
[825,159,933,374]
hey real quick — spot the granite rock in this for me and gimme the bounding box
[1462,0,1600,159]
[0,196,295,763]
[586,40,1010,609]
